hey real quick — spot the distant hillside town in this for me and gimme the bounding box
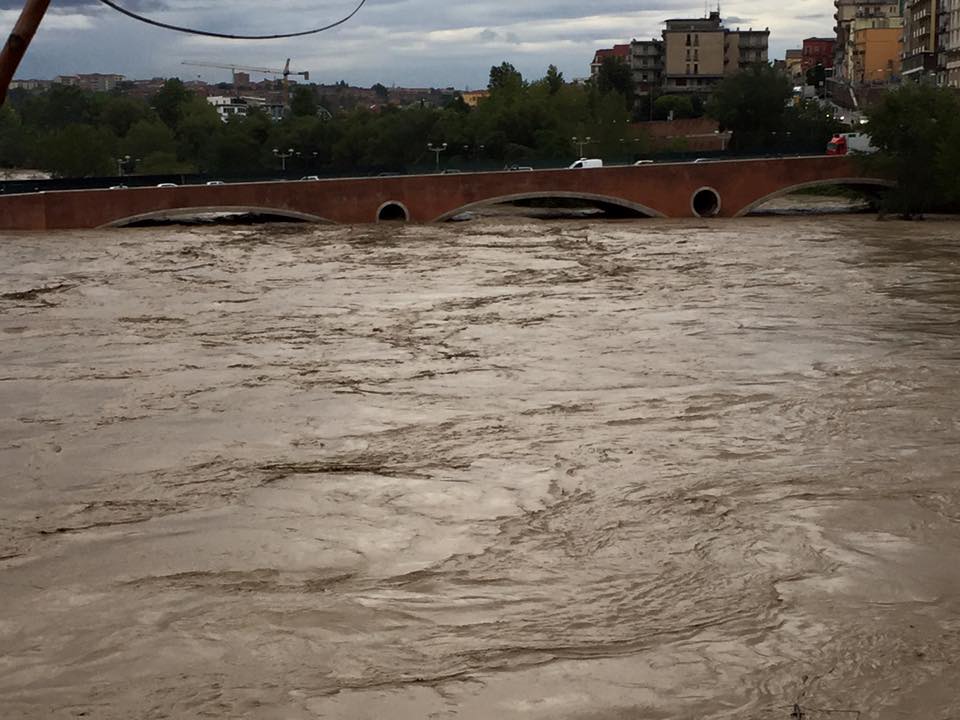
[9,71,472,122]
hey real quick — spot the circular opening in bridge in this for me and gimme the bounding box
[691,187,721,218]
[377,202,409,223]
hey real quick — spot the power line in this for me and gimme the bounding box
[94,0,369,40]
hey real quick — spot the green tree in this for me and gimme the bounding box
[371,83,389,101]
[99,95,150,137]
[122,119,177,161]
[782,99,842,153]
[41,124,116,177]
[152,79,192,130]
[653,95,695,120]
[864,83,960,216]
[138,151,195,174]
[596,56,634,111]
[176,97,222,168]
[290,86,319,117]
[706,64,791,151]
[0,106,32,167]
[488,62,524,92]
[19,84,99,130]
[544,64,565,95]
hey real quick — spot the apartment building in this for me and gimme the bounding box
[591,11,768,99]
[54,73,125,92]
[785,49,804,81]
[630,39,664,93]
[661,12,769,93]
[853,26,902,81]
[902,0,938,78]
[802,38,836,73]
[833,0,901,81]
[947,0,960,85]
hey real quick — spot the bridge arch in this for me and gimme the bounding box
[735,178,895,217]
[101,205,332,228]
[376,201,410,222]
[431,191,667,222]
[691,186,722,218]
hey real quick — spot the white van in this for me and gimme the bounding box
[568,158,603,169]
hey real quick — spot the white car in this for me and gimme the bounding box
[568,158,603,169]
[156,183,178,188]
[633,160,654,165]
[205,180,224,186]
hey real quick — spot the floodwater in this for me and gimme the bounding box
[1,214,959,720]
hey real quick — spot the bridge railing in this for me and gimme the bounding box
[0,150,837,196]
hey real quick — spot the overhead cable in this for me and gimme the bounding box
[95,0,368,39]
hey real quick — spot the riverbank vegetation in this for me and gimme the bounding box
[0,62,842,179]
[859,83,960,217]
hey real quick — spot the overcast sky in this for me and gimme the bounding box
[2,0,834,88]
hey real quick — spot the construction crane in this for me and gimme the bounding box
[181,59,309,107]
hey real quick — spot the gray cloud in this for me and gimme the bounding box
[4,1,835,88]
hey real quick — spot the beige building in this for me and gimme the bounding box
[833,0,901,82]
[785,49,804,81]
[660,11,769,93]
[853,26,902,82]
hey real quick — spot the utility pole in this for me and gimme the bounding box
[273,147,295,171]
[571,136,592,157]
[0,0,52,107]
[427,142,447,173]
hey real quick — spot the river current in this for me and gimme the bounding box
[1,215,959,719]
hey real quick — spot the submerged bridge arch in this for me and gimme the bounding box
[431,191,667,222]
[102,205,332,228]
[734,177,896,217]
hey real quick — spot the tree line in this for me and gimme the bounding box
[0,61,853,179]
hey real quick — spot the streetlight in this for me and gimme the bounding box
[571,136,592,157]
[427,142,447,172]
[273,147,295,171]
[115,154,130,177]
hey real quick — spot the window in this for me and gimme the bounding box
[686,49,691,60]
[694,49,699,60]
[686,33,692,46]
[695,34,700,46]
[686,64,691,74]
[694,63,699,74]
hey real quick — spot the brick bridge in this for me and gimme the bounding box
[0,156,892,230]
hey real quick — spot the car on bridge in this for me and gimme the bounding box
[568,158,603,169]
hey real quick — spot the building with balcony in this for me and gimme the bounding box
[902,0,939,79]
[833,0,901,81]
[661,12,769,93]
[630,39,664,93]
[590,11,768,101]
[946,0,960,85]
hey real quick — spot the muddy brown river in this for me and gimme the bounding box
[1,215,959,719]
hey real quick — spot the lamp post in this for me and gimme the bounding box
[273,147,295,171]
[571,136,592,157]
[427,142,447,172]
